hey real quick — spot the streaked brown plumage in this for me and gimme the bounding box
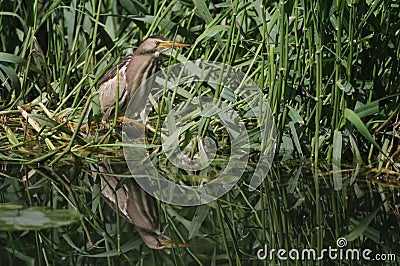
[98,36,190,121]
[91,159,188,249]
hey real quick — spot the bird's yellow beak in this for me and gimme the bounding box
[159,239,190,248]
[158,40,191,48]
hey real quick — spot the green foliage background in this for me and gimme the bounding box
[1,0,399,162]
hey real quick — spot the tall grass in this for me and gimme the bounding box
[1,0,399,163]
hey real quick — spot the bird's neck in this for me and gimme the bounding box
[133,50,161,58]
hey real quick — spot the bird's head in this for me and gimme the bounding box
[135,36,190,56]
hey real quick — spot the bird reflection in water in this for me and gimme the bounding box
[91,159,188,249]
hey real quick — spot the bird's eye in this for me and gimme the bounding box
[155,41,160,46]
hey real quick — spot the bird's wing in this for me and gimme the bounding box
[98,54,133,117]
[99,54,133,85]
[94,161,132,222]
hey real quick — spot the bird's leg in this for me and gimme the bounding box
[118,116,146,129]
[140,108,149,125]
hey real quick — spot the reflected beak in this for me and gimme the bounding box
[159,239,190,248]
[158,40,191,48]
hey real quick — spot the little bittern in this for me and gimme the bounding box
[98,36,190,121]
[91,160,188,249]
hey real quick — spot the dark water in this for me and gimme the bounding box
[1,158,399,265]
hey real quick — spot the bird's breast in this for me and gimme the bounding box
[124,55,159,114]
